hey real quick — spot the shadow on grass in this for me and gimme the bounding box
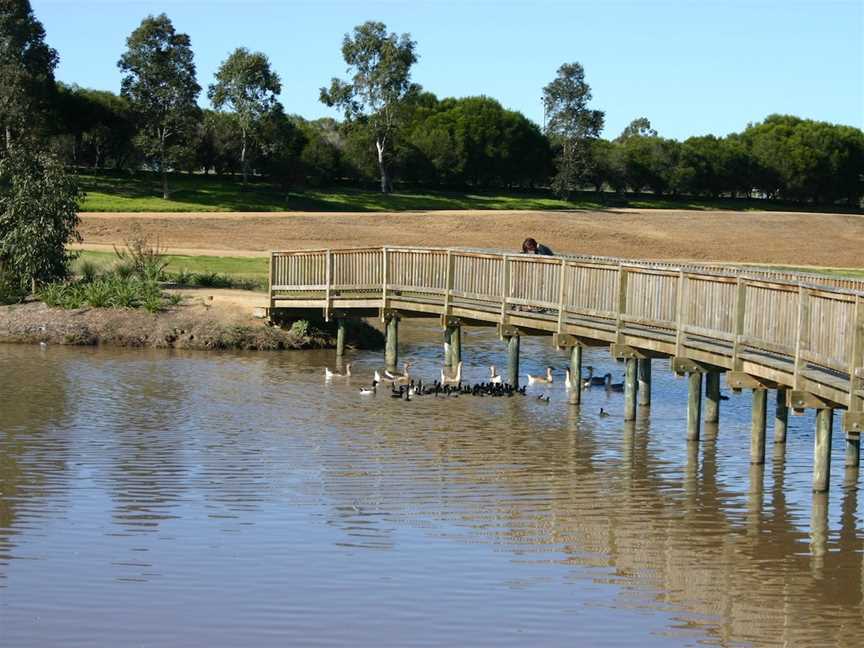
[77,169,863,215]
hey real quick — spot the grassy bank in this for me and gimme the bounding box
[77,170,859,214]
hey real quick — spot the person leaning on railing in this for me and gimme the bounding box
[520,238,554,313]
[522,238,554,256]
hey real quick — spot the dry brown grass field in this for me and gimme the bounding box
[76,208,864,268]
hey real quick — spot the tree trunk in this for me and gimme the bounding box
[5,125,11,152]
[376,138,390,194]
[160,136,169,200]
[241,129,248,186]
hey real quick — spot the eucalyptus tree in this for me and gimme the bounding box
[320,21,418,193]
[0,0,58,151]
[542,62,605,199]
[118,13,201,198]
[0,147,81,293]
[208,48,282,184]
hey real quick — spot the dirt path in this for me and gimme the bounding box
[77,208,864,267]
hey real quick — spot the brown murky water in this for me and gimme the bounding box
[1,321,861,647]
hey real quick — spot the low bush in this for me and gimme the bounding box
[38,275,177,312]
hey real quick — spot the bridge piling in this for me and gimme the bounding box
[385,314,399,372]
[443,322,462,369]
[774,388,789,444]
[568,345,582,406]
[704,372,721,424]
[507,335,520,388]
[335,319,346,359]
[813,408,833,492]
[638,359,652,407]
[686,371,702,441]
[845,434,860,468]
[450,324,462,369]
[624,359,638,421]
[751,389,768,464]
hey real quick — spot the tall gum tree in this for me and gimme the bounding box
[208,47,282,185]
[320,21,418,193]
[542,62,604,199]
[118,13,200,199]
[0,0,58,151]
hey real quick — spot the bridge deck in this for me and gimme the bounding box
[268,246,864,432]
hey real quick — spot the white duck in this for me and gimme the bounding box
[325,364,352,379]
[527,366,554,385]
[441,360,463,386]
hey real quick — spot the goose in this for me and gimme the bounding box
[604,373,624,392]
[527,366,554,385]
[359,381,378,395]
[582,366,606,388]
[441,360,463,386]
[489,365,503,384]
[385,361,413,381]
[565,368,576,390]
[325,364,352,380]
[599,407,610,417]
[374,369,398,384]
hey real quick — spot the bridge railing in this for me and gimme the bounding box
[270,246,864,412]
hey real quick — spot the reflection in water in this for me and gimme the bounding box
[1,324,863,647]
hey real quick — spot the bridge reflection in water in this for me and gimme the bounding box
[0,344,862,646]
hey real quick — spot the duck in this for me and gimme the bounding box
[489,365,503,384]
[441,360,463,386]
[359,381,378,395]
[385,361,412,381]
[536,394,551,403]
[527,366,554,385]
[325,364,352,379]
[604,373,624,392]
[582,366,606,388]
[599,408,610,417]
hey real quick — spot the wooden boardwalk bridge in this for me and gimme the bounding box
[268,246,864,492]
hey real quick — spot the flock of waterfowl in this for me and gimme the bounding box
[324,361,631,410]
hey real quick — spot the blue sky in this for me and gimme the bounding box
[33,0,863,140]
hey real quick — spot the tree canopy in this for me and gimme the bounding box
[542,62,605,198]
[0,0,58,150]
[320,21,418,193]
[118,13,201,198]
[209,47,282,184]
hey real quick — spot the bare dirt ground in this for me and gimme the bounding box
[76,208,864,268]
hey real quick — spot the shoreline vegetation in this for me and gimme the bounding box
[0,298,383,351]
[0,228,383,352]
[77,170,863,215]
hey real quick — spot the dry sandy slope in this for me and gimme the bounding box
[77,208,864,267]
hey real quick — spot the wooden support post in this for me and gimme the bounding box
[751,389,767,465]
[336,319,346,358]
[568,345,582,406]
[451,324,461,369]
[774,388,789,444]
[385,314,398,372]
[507,335,520,388]
[845,435,860,469]
[638,358,651,407]
[704,371,720,424]
[687,371,702,442]
[813,408,833,492]
[624,358,638,421]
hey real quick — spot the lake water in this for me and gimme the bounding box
[1,321,861,647]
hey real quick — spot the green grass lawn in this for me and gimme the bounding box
[77,170,860,214]
[75,250,269,283]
